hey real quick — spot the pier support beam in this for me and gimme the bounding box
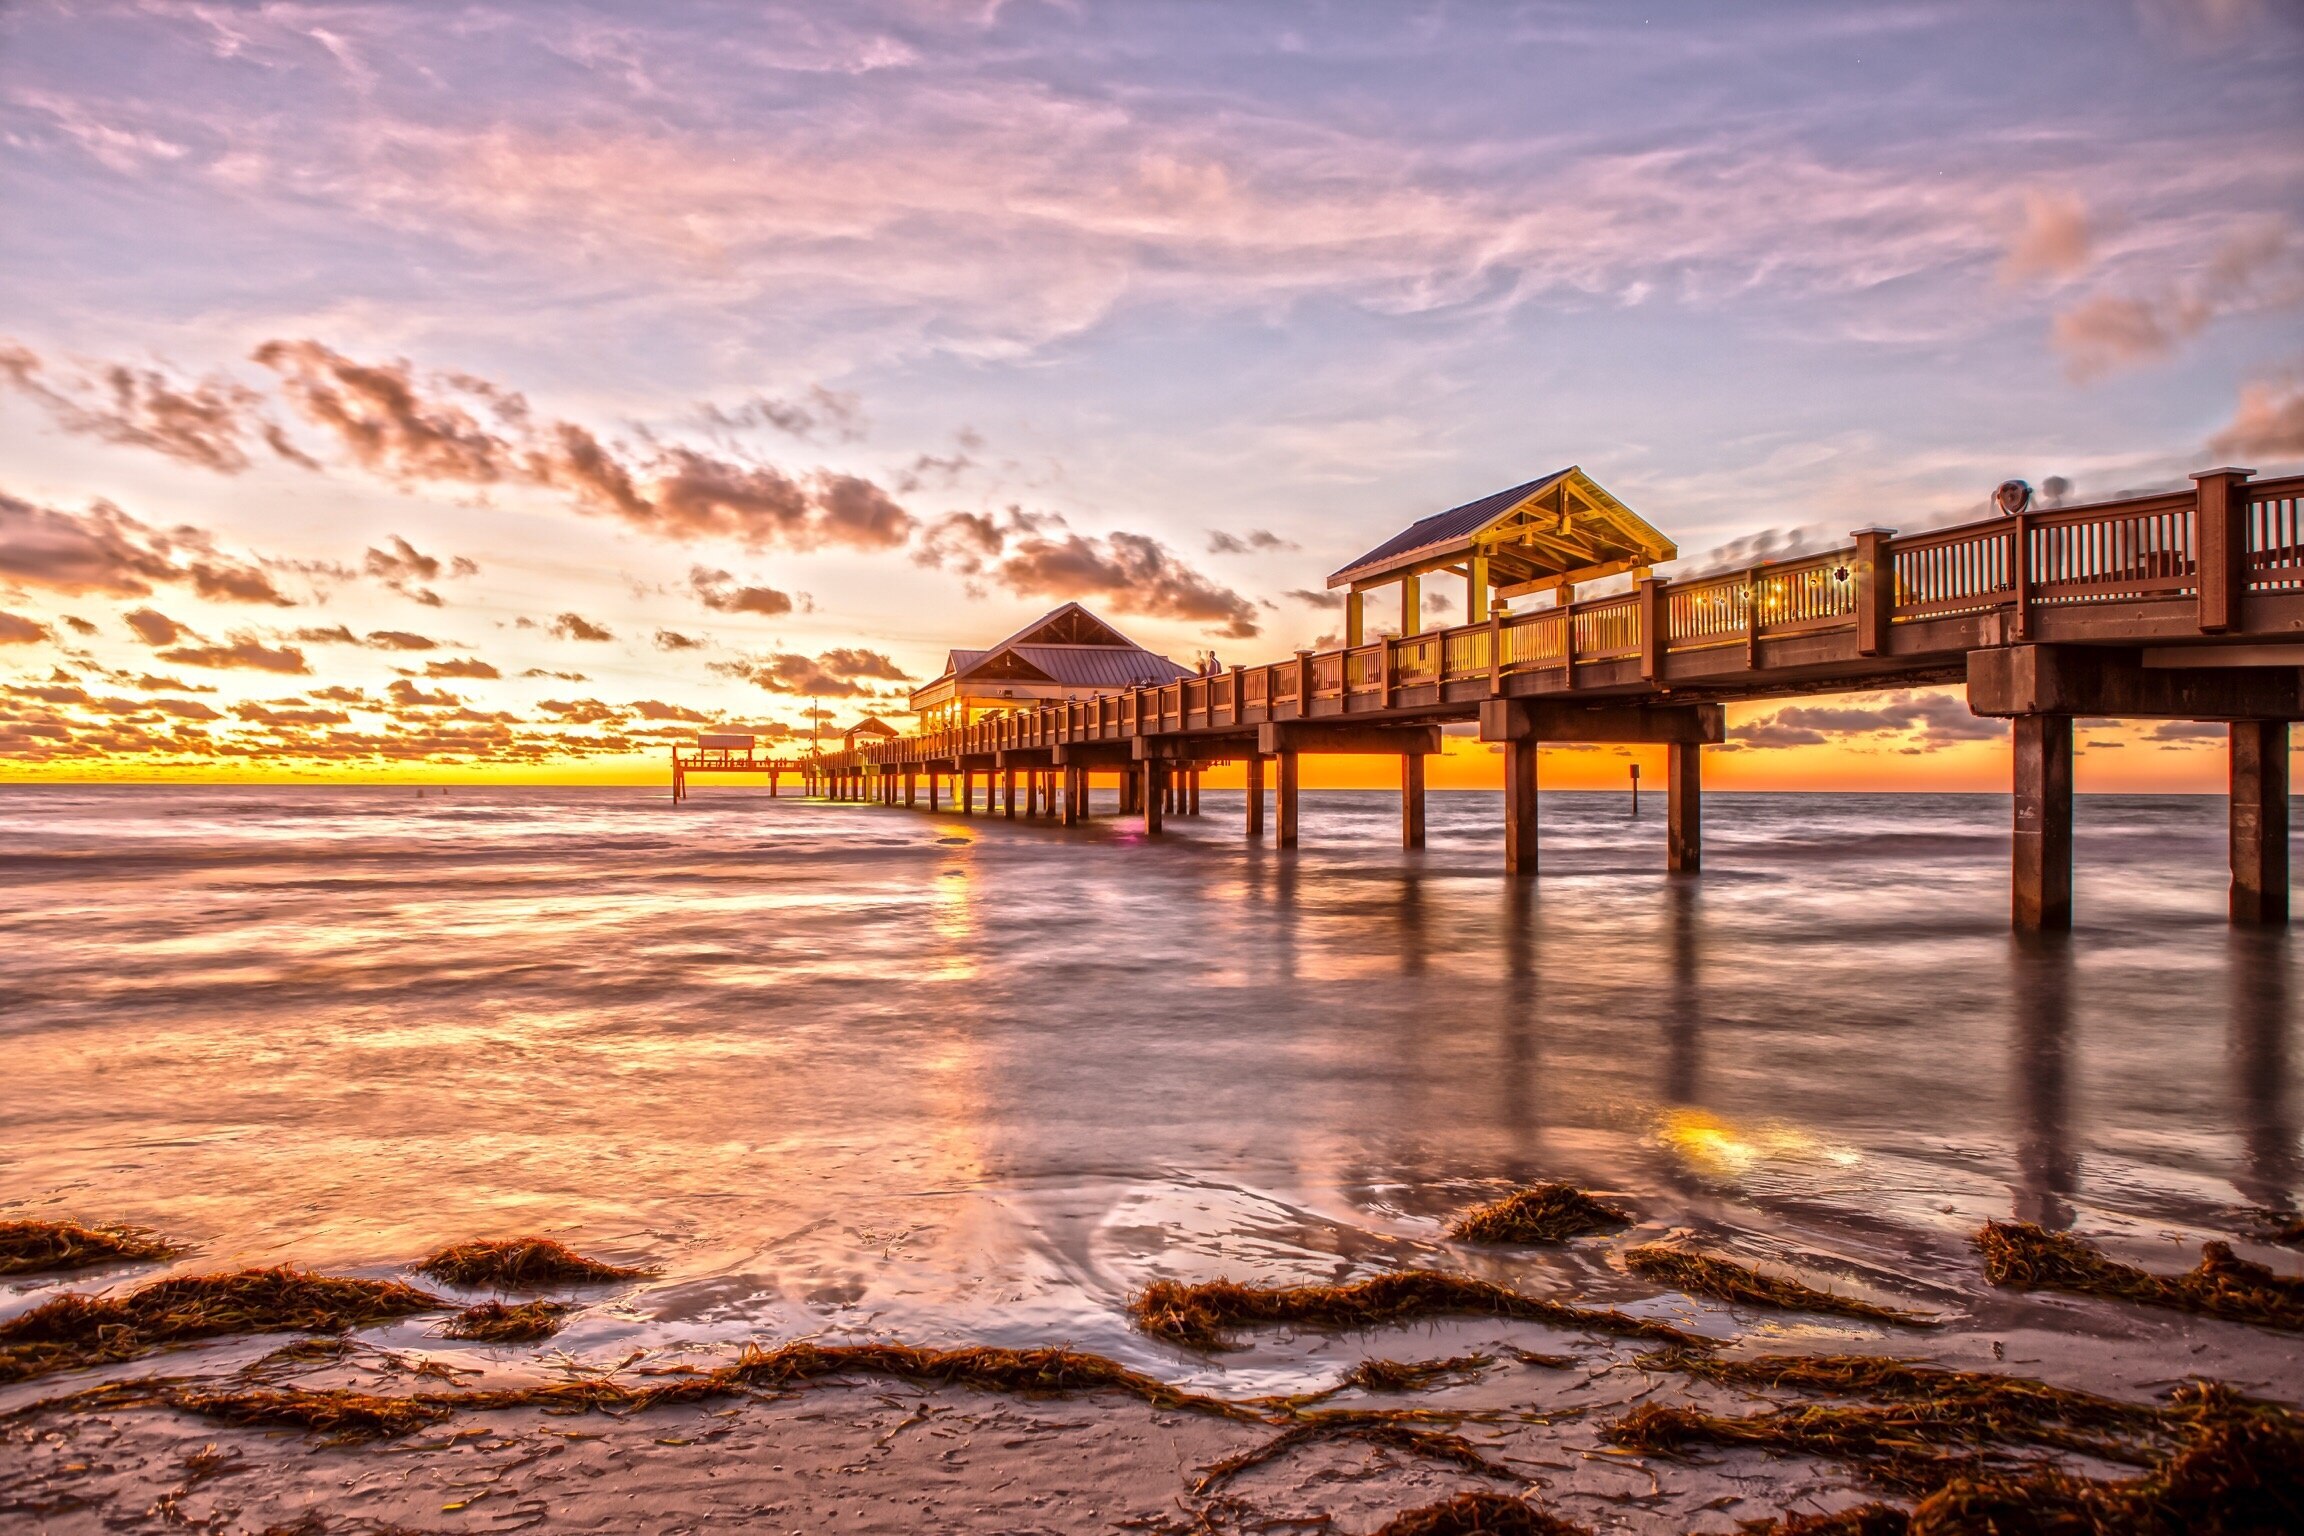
[2231,720,2290,925]
[905,771,916,808]
[1246,754,1265,840]
[1003,768,1017,820]
[929,773,940,812]
[1276,750,1300,849]
[1188,770,1201,816]
[1062,767,1082,826]
[1668,742,1702,873]
[1401,752,1426,848]
[1503,738,1538,874]
[2012,714,2074,931]
[1143,760,1165,835]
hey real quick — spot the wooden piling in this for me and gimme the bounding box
[2012,714,2073,930]
[1668,742,1701,873]
[1143,761,1164,835]
[2231,719,2290,924]
[1401,752,1425,848]
[1276,749,1300,848]
[1503,737,1538,874]
[1246,754,1265,840]
[1003,768,1017,819]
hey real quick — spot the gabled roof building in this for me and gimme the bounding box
[907,603,1192,730]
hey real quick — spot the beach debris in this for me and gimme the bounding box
[1445,1184,1632,1245]
[1604,1399,2034,1494]
[1975,1221,2304,1332]
[1345,1354,1495,1393]
[1623,1243,1936,1326]
[440,1300,575,1343]
[2245,1209,2304,1249]
[1734,1507,1909,1536]
[1130,1271,1703,1352]
[1638,1347,2165,1461]
[1603,1378,2303,1534]
[0,1219,178,1275]
[69,1340,1266,1441]
[1193,1408,1522,1494]
[1367,1492,1591,1535]
[415,1237,651,1289]
[0,1266,446,1382]
[167,1384,456,1441]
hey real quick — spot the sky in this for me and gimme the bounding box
[2,0,2301,789]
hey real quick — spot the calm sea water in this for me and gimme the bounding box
[1,784,2296,1398]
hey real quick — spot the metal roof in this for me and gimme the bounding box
[1332,470,1572,582]
[1003,645,1191,688]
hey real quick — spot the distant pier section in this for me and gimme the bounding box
[687,464,2303,930]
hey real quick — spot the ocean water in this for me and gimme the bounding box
[1,784,2297,1399]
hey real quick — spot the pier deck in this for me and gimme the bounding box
[752,468,2304,928]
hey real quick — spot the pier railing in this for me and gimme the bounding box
[849,473,2303,770]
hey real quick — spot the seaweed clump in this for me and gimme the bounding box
[0,1267,445,1382]
[1446,1184,1631,1245]
[1131,1270,1701,1352]
[0,1219,178,1276]
[440,1300,574,1343]
[1345,1354,1495,1393]
[1623,1244,1935,1326]
[416,1238,651,1289]
[1369,1492,1591,1536]
[1976,1221,2304,1332]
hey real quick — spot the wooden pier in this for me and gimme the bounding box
[726,466,2304,929]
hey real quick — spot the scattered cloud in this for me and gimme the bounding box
[124,607,191,645]
[653,629,706,650]
[0,340,314,474]
[0,611,49,644]
[2001,190,2093,283]
[2210,368,2304,460]
[711,647,908,697]
[254,340,916,552]
[548,611,615,641]
[689,565,794,616]
[697,386,865,443]
[422,657,500,679]
[2052,220,2303,380]
[1208,529,1296,555]
[1285,588,1345,609]
[386,679,461,707]
[0,490,298,604]
[155,636,310,674]
[1734,690,2006,752]
[363,533,478,606]
[915,507,1257,636]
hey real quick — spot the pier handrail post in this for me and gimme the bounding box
[1851,528,1895,656]
[2193,465,2255,633]
[1637,574,1666,681]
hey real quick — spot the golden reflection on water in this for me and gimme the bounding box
[1653,1106,1862,1183]
[928,827,980,981]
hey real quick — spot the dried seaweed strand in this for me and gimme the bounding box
[1131,1271,1702,1352]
